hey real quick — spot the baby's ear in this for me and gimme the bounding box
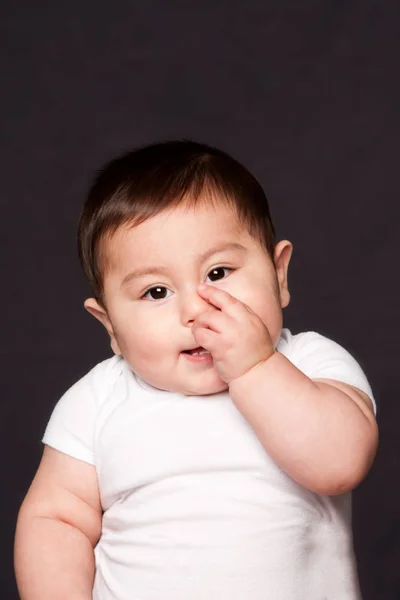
[274,240,293,308]
[84,298,122,355]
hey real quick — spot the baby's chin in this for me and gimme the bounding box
[182,380,229,397]
[128,360,229,397]
[161,380,228,397]
[140,373,229,397]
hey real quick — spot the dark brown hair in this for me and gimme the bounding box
[78,139,276,303]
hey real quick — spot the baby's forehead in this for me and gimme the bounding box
[116,201,244,240]
[100,202,254,271]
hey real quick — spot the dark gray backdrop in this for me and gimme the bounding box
[2,2,399,598]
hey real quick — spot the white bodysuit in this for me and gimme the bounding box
[43,329,376,600]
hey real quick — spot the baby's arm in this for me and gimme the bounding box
[15,445,102,600]
[229,352,378,495]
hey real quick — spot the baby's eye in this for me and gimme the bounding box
[142,286,172,301]
[206,267,232,283]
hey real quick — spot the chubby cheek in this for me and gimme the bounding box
[262,306,283,346]
[230,285,283,344]
[113,311,172,368]
[253,299,282,338]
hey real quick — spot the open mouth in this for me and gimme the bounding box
[182,346,210,356]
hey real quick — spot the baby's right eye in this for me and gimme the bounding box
[142,286,172,301]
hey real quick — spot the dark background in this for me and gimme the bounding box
[2,2,399,598]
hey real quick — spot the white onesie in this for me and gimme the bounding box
[43,329,375,600]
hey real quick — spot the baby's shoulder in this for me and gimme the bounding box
[278,328,375,410]
[87,354,125,393]
[278,328,330,357]
[58,354,126,411]
[277,327,362,374]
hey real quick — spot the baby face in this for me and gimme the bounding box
[86,200,292,395]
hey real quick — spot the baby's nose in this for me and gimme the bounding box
[180,290,210,326]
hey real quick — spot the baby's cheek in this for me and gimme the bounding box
[238,289,274,317]
[125,321,168,362]
[244,293,282,336]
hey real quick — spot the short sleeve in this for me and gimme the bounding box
[278,329,376,415]
[42,356,121,464]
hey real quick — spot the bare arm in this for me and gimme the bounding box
[14,445,102,600]
[229,352,378,496]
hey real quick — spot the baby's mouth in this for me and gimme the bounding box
[182,346,210,356]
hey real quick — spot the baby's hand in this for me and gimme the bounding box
[192,283,274,384]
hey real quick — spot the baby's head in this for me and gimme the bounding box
[78,140,292,395]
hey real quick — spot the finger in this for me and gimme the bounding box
[192,326,218,352]
[197,283,245,316]
[194,308,231,333]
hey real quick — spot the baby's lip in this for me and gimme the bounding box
[181,345,205,353]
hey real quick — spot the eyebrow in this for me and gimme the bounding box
[120,242,247,287]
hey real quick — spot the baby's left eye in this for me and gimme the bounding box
[206,267,232,282]
[142,286,172,300]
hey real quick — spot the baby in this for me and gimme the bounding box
[15,140,378,599]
